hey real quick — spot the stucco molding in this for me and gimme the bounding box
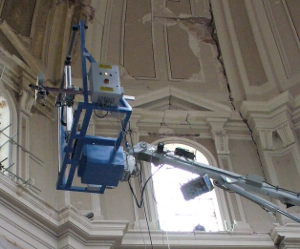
[0,48,55,120]
[132,86,232,113]
[207,118,230,155]
[240,91,295,146]
[270,223,300,249]
[0,20,46,75]
[120,230,274,249]
[240,91,294,126]
[0,174,129,248]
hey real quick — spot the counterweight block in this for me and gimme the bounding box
[78,145,125,187]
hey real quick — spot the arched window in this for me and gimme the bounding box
[0,96,10,168]
[150,141,223,232]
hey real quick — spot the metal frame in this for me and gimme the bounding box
[56,21,132,193]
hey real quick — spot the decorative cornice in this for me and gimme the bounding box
[270,223,300,248]
[239,92,299,149]
[240,91,294,129]
[0,20,46,74]
[0,174,129,248]
[120,230,274,248]
[132,86,232,114]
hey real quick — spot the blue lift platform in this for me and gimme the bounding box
[54,21,132,193]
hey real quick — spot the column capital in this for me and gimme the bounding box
[207,118,230,155]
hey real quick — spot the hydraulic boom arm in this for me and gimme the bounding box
[130,142,300,223]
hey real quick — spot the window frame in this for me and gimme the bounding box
[0,88,17,174]
[142,137,227,232]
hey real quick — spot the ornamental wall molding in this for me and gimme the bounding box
[1,171,283,249]
[240,91,294,130]
[207,118,230,155]
[0,173,129,249]
[0,20,46,74]
[121,230,274,249]
[270,223,300,249]
[132,86,232,114]
[240,91,297,149]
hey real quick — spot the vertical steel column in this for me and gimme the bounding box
[55,25,79,106]
[79,20,89,104]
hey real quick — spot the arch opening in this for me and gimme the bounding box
[151,143,223,232]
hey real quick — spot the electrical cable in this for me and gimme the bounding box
[126,128,163,248]
[126,131,154,249]
[60,106,67,126]
[137,162,154,249]
[142,203,154,249]
[93,109,108,118]
[128,163,163,208]
[264,182,300,196]
[135,203,147,249]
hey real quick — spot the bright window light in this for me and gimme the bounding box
[0,96,10,169]
[151,143,223,232]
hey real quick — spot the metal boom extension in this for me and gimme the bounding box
[130,142,300,223]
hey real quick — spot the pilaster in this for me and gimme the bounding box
[208,118,229,153]
[18,71,35,180]
[207,118,253,233]
[277,123,295,148]
[19,70,35,116]
[240,92,300,224]
[130,115,159,230]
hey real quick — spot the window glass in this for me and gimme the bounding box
[0,96,10,168]
[151,143,223,232]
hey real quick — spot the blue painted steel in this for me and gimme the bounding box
[78,145,124,186]
[56,21,132,193]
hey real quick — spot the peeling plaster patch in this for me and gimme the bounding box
[188,71,203,81]
[179,22,200,58]
[174,18,206,81]
[184,29,204,81]
[178,17,214,44]
[142,13,152,23]
[178,13,193,19]
[62,0,96,22]
[153,16,178,27]
[167,25,200,79]
[153,16,214,44]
